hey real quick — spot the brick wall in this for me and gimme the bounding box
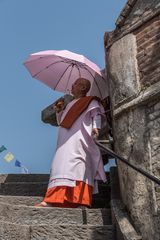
[135,15,160,88]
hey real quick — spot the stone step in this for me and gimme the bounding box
[0,201,111,226]
[0,221,30,240]
[92,198,110,209]
[0,221,113,240]
[98,184,111,192]
[94,186,111,197]
[0,194,110,209]
[0,174,50,183]
[0,195,43,206]
[31,224,113,240]
[0,182,110,197]
[0,174,110,186]
[0,182,48,196]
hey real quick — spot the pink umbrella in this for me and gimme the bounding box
[24,50,108,99]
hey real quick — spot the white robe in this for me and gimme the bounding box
[48,98,107,193]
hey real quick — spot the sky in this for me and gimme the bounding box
[0,0,126,174]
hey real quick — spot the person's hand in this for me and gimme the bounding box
[54,98,64,113]
[92,128,100,139]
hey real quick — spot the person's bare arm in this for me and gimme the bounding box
[53,98,65,125]
[92,114,101,139]
[92,128,100,139]
[54,98,65,113]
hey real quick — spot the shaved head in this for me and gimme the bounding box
[71,78,91,98]
[75,78,91,94]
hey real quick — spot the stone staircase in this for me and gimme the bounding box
[0,174,114,240]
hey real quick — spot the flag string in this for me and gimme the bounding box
[0,144,29,173]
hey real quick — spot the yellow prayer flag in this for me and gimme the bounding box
[4,152,14,162]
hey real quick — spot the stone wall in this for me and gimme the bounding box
[107,33,140,108]
[105,2,160,239]
[146,100,160,209]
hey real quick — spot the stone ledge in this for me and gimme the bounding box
[0,174,49,183]
[113,81,160,118]
[111,199,142,240]
[31,224,113,240]
[0,194,110,209]
[0,220,113,240]
[0,182,48,196]
[0,195,43,206]
[0,201,111,226]
[0,221,30,240]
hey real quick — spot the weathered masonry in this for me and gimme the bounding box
[104,0,160,239]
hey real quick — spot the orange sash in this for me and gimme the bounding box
[60,96,101,129]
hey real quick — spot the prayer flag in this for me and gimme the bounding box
[4,152,14,162]
[21,166,29,174]
[15,159,21,167]
[0,145,7,153]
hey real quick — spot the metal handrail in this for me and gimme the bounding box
[95,140,160,186]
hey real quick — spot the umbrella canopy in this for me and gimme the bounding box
[24,50,108,99]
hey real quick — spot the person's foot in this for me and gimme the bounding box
[34,201,53,207]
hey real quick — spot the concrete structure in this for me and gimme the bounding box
[104,0,160,239]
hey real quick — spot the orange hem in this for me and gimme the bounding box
[43,181,93,207]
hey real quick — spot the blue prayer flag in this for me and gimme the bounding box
[21,166,29,174]
[15,159,21,167]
